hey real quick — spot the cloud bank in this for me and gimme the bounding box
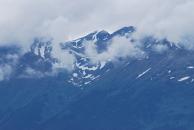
[0,53,19,81]
[84,37,145,63]
[0,0,194,80]
[0,0,194,46]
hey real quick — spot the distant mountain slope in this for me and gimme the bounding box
[0,26,194,130]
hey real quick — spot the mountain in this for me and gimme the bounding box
[0,26,194,130]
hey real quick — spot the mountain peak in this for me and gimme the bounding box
[111,26,135,37]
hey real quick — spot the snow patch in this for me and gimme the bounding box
[73,73,78,77]
[187,66,194,69]
[136,68,151,79]
[100,61,106,69]
[178,76,190,82]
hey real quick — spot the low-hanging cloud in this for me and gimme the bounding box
[0,53,19,81]
[135,0,194,47]
[152,44,168,54]
[0,0,194,46]
[0,64,12,81]
[0,0,194,74]
[84,36,145,64]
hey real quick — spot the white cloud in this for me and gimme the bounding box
[152,44,168,54]
[0,64,13,81]
[0,0,194,76]
[135,0,194,45]
[0,53,19,81]
[84,36,145,63]
[19,67,45,79]
[52,45,75,71]
[0,0,194,47]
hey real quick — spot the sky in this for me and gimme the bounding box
[0,0,194,80]
[0,0,194,47]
